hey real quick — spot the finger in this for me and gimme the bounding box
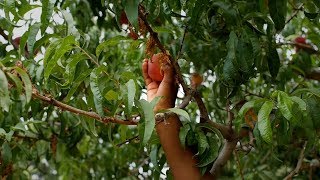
[142,59,152,86]
[161,62,175,84]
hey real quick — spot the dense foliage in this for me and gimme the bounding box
[0,0,320,179]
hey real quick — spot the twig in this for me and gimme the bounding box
[116,135,139,147]
[176,26,188,61]
[178,91,193,109]
[235,150,244,180]
[226,99,232,130]
[285,3,304,25]
[0,27,8,40]
[284,141,308,180]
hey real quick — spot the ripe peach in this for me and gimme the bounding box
[294,37,306,44]
[148,54,164,81]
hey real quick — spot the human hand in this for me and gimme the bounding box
[142,58,178,112]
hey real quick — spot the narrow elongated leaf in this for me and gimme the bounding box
[14,67,32,104]
[96,36,129,57]
[64,53,87,86]
[44,36,76,81]
[197,138,219,167]
[6,72,23,94]
[238,98,266,116]
[2,142,12,165]
[167,108,190,121]
[223,31,238,81]
[0,69,10,111]
[27,22,41,58]
[64,69,92,102]
[179,124,191,148]
[268,0,287,31]
[277,91,294,121]
[0,128,6,136]
[61,10,79,37]
[139,98,160,144]
[150,146,161,172]
[267,46,280,78]
[290,96,307,111]
[197,130,209,155]
[293,88,320,98]
[258,100,274,144]
[19,31,29,59]
[41,0,56,34]
[126,79,136,115]
[104,90,119,101]
[124,0,139,29]
[90,68,104,117]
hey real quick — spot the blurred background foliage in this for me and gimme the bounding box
[0,0,320,179]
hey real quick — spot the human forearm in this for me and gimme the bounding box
[156,114,201,180]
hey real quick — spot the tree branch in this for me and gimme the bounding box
[278,42,319,54]
[138,5,189,95]
[306,68,320,81]
[210,139,238,178]
[31,87,138,125]
[284,141,308,180]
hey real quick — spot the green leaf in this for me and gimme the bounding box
[196,130,209,155]
[124,0,139,29]
[87,118,98,137]
[64,69,92,102]
[0,128,6,136]
[139,98,160,144]
[6,72,23,95]
[2,142,12,165]
[238,98,266,117]
[61,10,79,37]
[41,0,56,34]
[63,53,87,86]
[12,122,26,132]
[268,0,287,31]
[167,108,190,122]
[5,131,14,142]
[267,46,280,78]
[96,36,129,58]
[313,0,320,8]
[90,67,104,117]
[14,67,32,104]
[290,96,307,111]
[197,137,219,167]
[44,36,76,82]
[277,91,294,121]
[27,22,41,58]
[223,31,238,82]
[150,146,161,173]
[76,135,91,155]
[179,124,191,148]
[104,90,119,101]
[19,31,29,59]
[293,88,320,98]
[126,79,136,115]
[0,69,10,111]
[257,100,274,144]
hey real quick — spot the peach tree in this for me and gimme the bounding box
[0,0,320,179]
